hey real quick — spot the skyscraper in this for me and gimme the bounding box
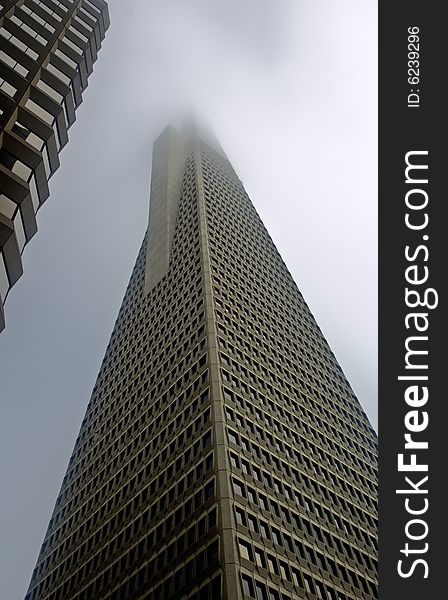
[26,126,378,600]
[0,0,109,332]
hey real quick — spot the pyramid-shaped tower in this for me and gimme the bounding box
[26,126,377,600]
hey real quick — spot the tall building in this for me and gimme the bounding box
[0,0,109,332]
[26,126,378,600]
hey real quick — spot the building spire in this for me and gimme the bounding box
[181,113,227,157]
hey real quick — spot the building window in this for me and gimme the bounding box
[267,555,278,575]
[247,487,256,504]
[279,561,290,582]
[259,521,269,539]
[255,581,268,600]
[233,480,244,498]
[247,514,258,533]
[238,540,252,562]
[291,569,302,587]
[235,507,246,527]
[304,574,316,595]
[230,453,239,469]
[254,548,266,569]
[241,574,254,597]
[228,430,238,445]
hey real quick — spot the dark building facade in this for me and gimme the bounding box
[0,0,109,331]
[26,127,378,600]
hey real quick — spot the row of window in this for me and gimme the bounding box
[88,281,203,448]
[29,482,217,599]
[236,502,375,583]
[232,477,375,569]
[106,541,219,600]
[222,369,375,468]
[201,148,373,432]
[54,384,210,537]
[226,394,376,521]
[228,422,375,516]
[226,400,375,503]
[223,359,376,489]
[102,512,218,600]
[225,391,375,482]
[231,453,376,562]
[72,293,204,457]
[230,429,376,541]
[216,306,374,445]
[64,337,207,492]
[241,571,361,600]
[71,338,206,478]
[222,361,376,468]
[204,179,325,347]
[215,293,347,406]
[39,394,212,567]
[97,274,203,409]
[31,425,215,595]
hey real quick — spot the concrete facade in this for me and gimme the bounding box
[0,0,109,332]
[26,127,378,600]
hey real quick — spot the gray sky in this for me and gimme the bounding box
[0,1,377,598]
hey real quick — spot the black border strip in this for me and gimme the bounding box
[379,2,445,598]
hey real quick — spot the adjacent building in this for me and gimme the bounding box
[26,126,378,600]
[0,0,109,332]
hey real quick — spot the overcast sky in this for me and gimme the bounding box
[0,1,377,597]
